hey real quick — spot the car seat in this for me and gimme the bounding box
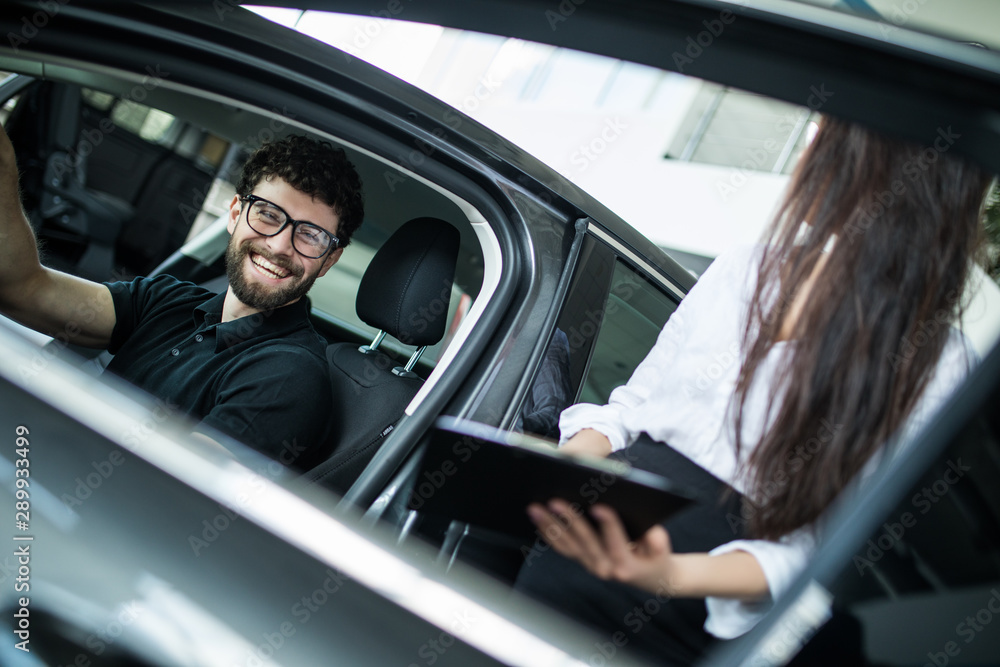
[306,217,461,495]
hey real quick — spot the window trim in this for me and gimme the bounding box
[587,223,686,300]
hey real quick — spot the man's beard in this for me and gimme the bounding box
[225,238,318,312]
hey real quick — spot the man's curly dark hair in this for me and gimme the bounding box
[236,135,365,247]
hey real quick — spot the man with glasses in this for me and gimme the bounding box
[0,130,364,471]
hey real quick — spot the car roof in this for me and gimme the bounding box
[87,0,1000,168]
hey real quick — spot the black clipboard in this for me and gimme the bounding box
[407,417,696,541]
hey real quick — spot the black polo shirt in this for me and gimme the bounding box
[104,275,333,470]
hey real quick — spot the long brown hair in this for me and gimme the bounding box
[735,117,994,540]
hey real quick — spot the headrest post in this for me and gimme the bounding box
[359,330,387,355]
[392,346,426,378]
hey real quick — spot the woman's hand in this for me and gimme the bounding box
[527,499,771,600]
[528,500,678,594]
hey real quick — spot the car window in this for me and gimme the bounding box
[519,235,678,439]
[82,88,179,144]
[580,258,677,405]
[1,77,228,280]
[0,75,18,125]
[1,64,489,381]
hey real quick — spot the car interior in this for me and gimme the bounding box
[0,64,500,505]
[3,15,1000,662]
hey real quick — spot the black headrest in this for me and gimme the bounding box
[356,217,460,347]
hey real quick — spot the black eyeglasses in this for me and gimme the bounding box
[240,194,340,259]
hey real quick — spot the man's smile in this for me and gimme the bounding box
[249,251,293,280]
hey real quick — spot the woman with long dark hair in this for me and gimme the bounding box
[517,117,995,662]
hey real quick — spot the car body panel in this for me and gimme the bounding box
[0,325,658,666]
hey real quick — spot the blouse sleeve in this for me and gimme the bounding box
[704,528,817,639]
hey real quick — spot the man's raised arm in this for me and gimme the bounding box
[0,123,116,348]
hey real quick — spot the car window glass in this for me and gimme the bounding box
[579,259,676,405]
[520,243,678,439]
[0,95,19,125]
[82,90,179,144]
[80,87,114,110]
[0,72,20,124]
[0,79,230,279]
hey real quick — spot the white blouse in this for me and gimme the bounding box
[558,243,977,639]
